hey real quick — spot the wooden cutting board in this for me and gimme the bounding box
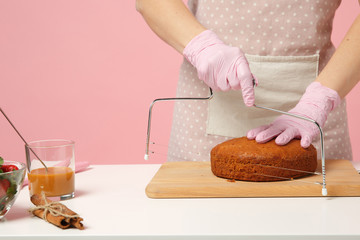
[145,159,360,198]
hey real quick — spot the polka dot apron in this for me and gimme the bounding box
[167,0,353,162]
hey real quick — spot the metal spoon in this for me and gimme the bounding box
[0,107,48,171]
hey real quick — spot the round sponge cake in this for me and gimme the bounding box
[210,137,317,182]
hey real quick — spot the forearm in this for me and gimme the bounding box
[316,13,360,98]
[136,0,206,53]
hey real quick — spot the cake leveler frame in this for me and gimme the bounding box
[144,88,213,161]
[144,87,328,196]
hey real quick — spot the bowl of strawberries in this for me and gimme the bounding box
[0,156,26,219]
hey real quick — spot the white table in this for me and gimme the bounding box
[1,163,360,240]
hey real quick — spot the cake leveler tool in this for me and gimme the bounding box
[144,86,327,196]
[0,107,48,171]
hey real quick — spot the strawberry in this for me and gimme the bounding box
[0,179,10,197]
[1,164,19,172]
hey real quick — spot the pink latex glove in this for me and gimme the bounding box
[247,82,341,148]
[183,30,256,106]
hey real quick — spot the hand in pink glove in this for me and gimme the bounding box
[247,82,341,148]
[183,30,256,106]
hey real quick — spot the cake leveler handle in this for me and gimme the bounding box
[253,104,327,196]
[144,88,213,161]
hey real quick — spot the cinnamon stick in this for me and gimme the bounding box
[29,193,84,230]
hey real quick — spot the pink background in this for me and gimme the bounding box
[0,1,359,165]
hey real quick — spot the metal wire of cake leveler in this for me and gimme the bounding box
[144,87,328,196]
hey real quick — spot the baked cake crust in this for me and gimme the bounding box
[210,137,317,182]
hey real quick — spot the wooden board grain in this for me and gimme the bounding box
[145,160,360,198]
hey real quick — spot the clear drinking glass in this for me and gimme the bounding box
[25,139,75,200]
